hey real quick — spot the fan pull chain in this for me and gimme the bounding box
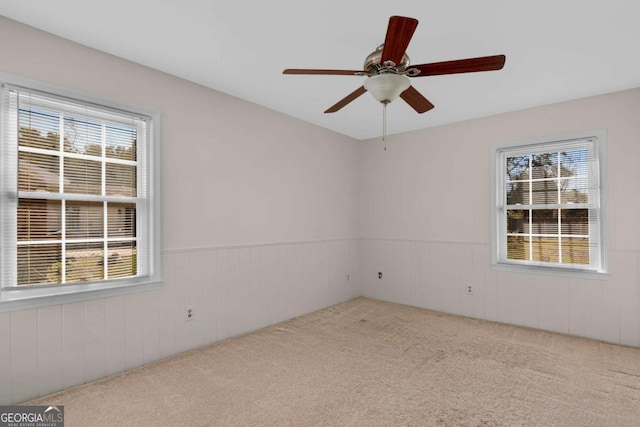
[382,102,387,150]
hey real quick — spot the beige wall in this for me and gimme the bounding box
[359,87,640,347]
[0,16,360,404]
[2,18,360,248]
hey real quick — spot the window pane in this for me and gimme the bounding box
[18,199,61,240]
[506,155,529,181]
[106,125,136,161]
[64,117,102,156]
[108,203,136,237]
[66,201,104,239]
[507,235,527,261]
[561,149,587,177]
[18,152,60,192]
[106,163,136,197]
[530,209,558,234]
[18,109,60,151]
[561,238,589,265]
[530,237,559,263]
[66,242,104,283]
[560,177,589,204]
[531,180,558,204]
[107,241,137,279]
[507,181,529,205]
[17,244,62,286]
[64,157,102,195]
[531,153,558,179]
[561,209,589,235]
[507,210,528,234]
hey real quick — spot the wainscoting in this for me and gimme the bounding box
[0,239,360,404]
[3,236,638,405]
[360,238,640,348]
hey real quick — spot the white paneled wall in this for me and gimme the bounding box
[360,238,640,347]
[0,239,359,404]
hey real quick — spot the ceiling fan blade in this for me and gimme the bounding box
[324,86,367,113]
[400,86,434,114]
[380,16,419,65]
[411,55,506,77]
[283,69,364,76]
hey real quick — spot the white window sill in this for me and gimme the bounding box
[492,262,610,280]
[0,277,162,312]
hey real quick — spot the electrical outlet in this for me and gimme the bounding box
[186,307,194,321]
[466,285,474,295]
[378,272,383,279]
[346,274,350,281]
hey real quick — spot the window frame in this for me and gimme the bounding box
[0,74,162,312]
[490,130,609,278]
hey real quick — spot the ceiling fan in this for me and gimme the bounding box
[283,16,506,121]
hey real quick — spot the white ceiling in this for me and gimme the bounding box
[1,1,639,140]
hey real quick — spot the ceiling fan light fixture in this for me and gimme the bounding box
[364,73,410,104]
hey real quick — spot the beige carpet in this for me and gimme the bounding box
[28,297,640,426]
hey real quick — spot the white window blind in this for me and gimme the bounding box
[1,85,152,289]
[495,136,604,272]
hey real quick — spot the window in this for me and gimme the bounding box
[1,82,161,309]
[493,132,606,274]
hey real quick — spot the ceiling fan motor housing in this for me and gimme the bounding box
[364,44,410,74]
